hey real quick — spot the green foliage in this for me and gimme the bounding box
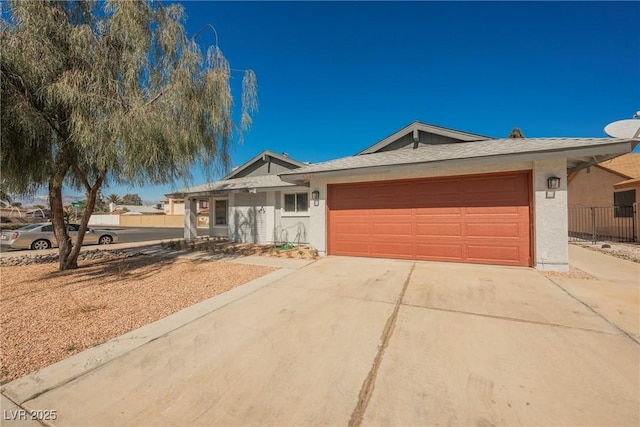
[121,193,143,206]
[106,194,122,205]
[1,0,257,270]
[0,188,12,206]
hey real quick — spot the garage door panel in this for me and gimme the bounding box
[414,207,463,216]
[331,241,371,256]
[415,223,462,237]
[465,222,522,238]
[332,224,372,236]
[371,242,413,258]
[328,172,531,266]
[466,244,525,264]
[372,222,413,236]
[464,206,526,216]
[415,243,464,260]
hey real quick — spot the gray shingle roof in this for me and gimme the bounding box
[167,174,297,197]
[280,138,637,177]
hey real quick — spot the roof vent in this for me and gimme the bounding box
[282,152,289,157]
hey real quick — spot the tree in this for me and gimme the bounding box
[508,127,525,138]
[121,193,143,206]
[0,188,11,207]
[106,194,122,205]
[1,1,257,270]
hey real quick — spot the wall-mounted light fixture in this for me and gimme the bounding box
[311,190,320,206]
[547,176,561,190]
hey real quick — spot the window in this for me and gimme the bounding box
[284,192,309,213]
[41,225,53,232]
[614,189,636,218]
[199,200,209,209]
[215,200,227,225]
[67,224,80,232]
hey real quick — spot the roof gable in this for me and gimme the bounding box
[357,121,492,155]
[223,150,306,179]
[597,153,640,179]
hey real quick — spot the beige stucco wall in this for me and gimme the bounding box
[308,158,570,271]
[163,199,185,216]
[120,215,184,228]
[568,166,624,207]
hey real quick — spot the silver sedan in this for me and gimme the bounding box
[0,223,119,250]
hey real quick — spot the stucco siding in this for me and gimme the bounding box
[229,192,267,243]
[568,166,626,206]
[533,158,569,271]
[276,216,310,244]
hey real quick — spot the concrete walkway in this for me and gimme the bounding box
[2,249,638,426]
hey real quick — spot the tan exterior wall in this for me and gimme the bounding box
[120,215,184,228]
[163,199,185,215]
[568,166,625,206]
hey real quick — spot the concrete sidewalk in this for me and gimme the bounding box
[2,251,638,426]
[548,244,640,341]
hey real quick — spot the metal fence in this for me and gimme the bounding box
[568,205,637,243]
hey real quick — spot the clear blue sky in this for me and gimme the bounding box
[73,1,640,204]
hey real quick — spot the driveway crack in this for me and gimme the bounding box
[348,263,415,427]
[544,276,640,346]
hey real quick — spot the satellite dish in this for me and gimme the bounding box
[604,119,640,138]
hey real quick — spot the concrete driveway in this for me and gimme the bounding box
[2,247,638,426]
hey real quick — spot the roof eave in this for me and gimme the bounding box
[165,183,306,199]
[281,141,636,183]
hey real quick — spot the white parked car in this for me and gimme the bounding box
[0,223,119,250]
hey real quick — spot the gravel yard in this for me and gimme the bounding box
[572,241,640,263]
[1,254,276,384]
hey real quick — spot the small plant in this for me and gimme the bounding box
[298,250,305,259]
[286,250,293,258]
[116,259,129,277]
[78,303,107,313]
[278,242,294,251]
[66,344,78,352]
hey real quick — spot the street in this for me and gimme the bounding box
[104,226,184,244]
[0,226,186,253]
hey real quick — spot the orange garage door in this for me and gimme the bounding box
[327,172,532,266]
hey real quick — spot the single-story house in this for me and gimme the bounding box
[110,204,164,215]
[568,153,639,207]
[167,150,312,244]
[169,121,638,271]
[160,198,185,216]
[567,153,639,242]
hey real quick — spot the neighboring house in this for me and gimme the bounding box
[172,121,637,271]
[567,153,640,241]
[166,150,310,243]
[111,204,164,215]
[161,198,185,216]
[568,153,640,207]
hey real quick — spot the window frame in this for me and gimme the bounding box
[613,189,636,218]
[214,199,228,226]
[282,192,310,217]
